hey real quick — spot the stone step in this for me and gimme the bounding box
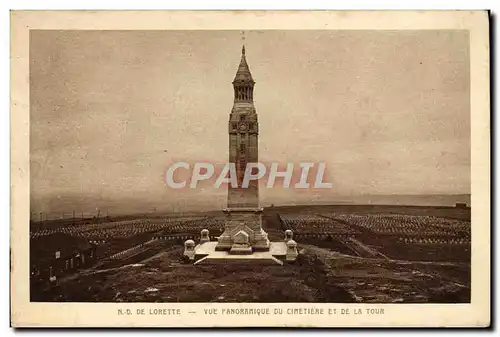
[194,254,283,266]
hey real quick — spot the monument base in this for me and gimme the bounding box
[193,241,288,265]
[215,207,271,252]
[183,227,299,266]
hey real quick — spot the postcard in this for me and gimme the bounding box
[10,10,490,327]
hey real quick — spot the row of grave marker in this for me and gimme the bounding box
[398,237,471,245]
[108,238,158,260]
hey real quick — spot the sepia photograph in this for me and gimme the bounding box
[10,10,490,327]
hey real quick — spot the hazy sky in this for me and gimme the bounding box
[30,30,470,215]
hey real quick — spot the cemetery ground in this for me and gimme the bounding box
[30,204,471,303]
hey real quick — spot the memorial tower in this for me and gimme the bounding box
[185,41,298,265]
[215,44,270,252]
[227,45,259,208]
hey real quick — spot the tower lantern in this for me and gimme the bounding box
[233,45,255,103]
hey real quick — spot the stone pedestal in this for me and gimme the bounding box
[286,240,298,261]
[200,229,210,244]
[215,207,270,252]
[183,240,195,261]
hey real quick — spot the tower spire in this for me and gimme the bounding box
[241,31,246,56]
[234,32,254,83]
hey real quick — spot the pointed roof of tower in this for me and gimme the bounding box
[233,45,254,83]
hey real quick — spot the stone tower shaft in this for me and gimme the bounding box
[228,45,259,208]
